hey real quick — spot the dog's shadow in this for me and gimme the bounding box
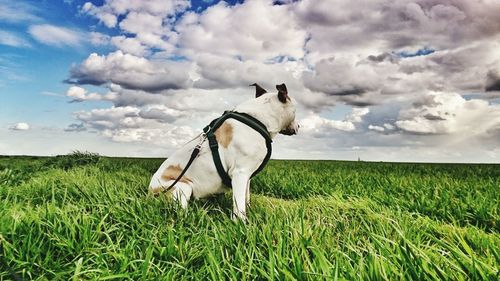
[193,193,233,216]
[156,193,235,220]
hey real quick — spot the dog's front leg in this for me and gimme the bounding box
[246,179,251,207]
[231,170,250,221]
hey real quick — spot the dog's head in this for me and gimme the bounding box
[251,83,299,136]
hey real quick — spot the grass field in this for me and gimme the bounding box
[0,153,499,280]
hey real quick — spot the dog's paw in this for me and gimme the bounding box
[231,212,247,223]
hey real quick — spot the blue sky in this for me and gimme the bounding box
[1,0,499,162]
[0,0,247,127]
[1,1,108,125]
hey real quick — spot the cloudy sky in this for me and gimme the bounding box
[1,0,499,162]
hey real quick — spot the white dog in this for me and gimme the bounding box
[149,83,298,220]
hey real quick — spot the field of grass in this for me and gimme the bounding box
[0,153,499,280]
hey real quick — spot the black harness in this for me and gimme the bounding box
[161,111,272,192]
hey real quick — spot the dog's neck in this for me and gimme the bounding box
[234,94,284,139]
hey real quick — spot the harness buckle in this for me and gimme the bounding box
[196,131,208,150]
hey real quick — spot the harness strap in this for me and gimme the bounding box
[160,110,272,192]
[161,144,202,192]
[203,111,272,188]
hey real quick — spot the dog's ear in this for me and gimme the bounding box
[250,83,267,98]
[276,83,288,103]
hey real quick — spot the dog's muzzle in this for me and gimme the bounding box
[280,123,299,135]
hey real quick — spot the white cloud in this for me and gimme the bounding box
[383,123,395,130]
[29,24,83,47]
[0,0,40,23]
[292,0,500,110]
[395,92,500,136]
[110,36,149,56]
[9,122,30,131]
[89,31,110,46]
[74,106,197,148]
[368,125,385,132]
[68,51,194,91]
[301,108,369,134]
[0,30,30,47]
[75,106,142,130]
[82,2,117,28]
[176,0,306,61]
[66,86,107,102]
[192,53,303,90]
[304,56,382,98]
[293,0,500,62]
[301,115,356,133]
[302,39,500,108]
[119,11,162,35]
[138,105,186,123]
[82,0,190,19]
[82,0,190,52]
[346,108,370,123]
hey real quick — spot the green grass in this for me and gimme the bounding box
[0,154,499,280]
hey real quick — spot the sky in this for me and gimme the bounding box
[1,0,499,162]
